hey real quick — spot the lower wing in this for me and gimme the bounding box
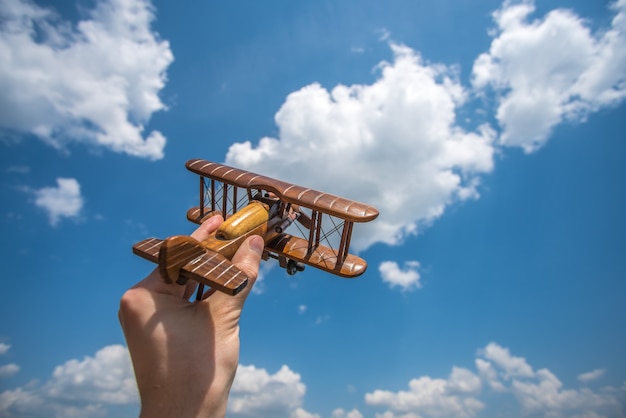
[266,234,368,278]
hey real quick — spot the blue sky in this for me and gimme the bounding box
[1,0,625,417]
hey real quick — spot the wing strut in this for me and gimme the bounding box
[337,221,354,265]
[211,178,216,212]
[199,176,205,216]
[222,183,228,219]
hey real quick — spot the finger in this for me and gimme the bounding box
[209,235,264,307]
[231,235,264,291]
[200,288,217,300]
[191,214,224,241]
[133,215,226,298]
[181,215,225,297]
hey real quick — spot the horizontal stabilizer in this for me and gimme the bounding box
[132,237,248,296]
[180,250,248,296]
[133,238,163,262]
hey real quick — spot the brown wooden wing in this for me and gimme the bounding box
[133,237,162,262]
[179,250,248,295]
[132,238,248,295]
[186,159,379,222]
[265,234,368,278]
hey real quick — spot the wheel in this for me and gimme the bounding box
[286,259,305,275]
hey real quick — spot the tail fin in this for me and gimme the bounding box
[158,236,206,284]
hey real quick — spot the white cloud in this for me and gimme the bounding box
[379,260,421,291]
[331,408,364,418]
[0,364,19,378]
[578,369,606,384]
[507,368,624,417]
[366,343,626,418]
[0,388,45,417]
[0,344,137,418]
[292,408,321,418]
[0,345,320,418]
[0,0,172,160]
[221,1,626,254]
[251,259,277,295]
[1,342,624,418]
[33,177,84,226]
[226,42,496,251]
[485,344,625,416]
[228,364,308,418]
[472,0,626,152]
[43,345,137,405]
[365,367,484,418]
[478,342,534,380]
[0,344,9,355]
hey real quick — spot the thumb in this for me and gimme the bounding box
[208,235,264,312]
[231,235,264,293]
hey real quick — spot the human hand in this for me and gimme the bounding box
[119,215,263,418]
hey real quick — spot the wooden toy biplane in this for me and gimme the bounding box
[133,159,379,298]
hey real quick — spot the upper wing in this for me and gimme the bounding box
[133,238,248,295]
[186,159,379,222]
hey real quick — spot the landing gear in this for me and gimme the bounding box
[286,259,305,276]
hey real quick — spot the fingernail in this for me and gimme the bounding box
[249,235,264,256]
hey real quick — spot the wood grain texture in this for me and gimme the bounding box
[158,236,207,284]
[133,236,250,295]
[267,234,368,278]
[215,201,269,240]
[135,159,380,293]
[179,250,248,295]
[133,203,279,295]
[186,159,379,222]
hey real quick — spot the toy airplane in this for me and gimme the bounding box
[133,159,379,297]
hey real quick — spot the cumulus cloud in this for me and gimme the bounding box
[292,408,322,418]
[331,408,364,418]
[0,344,137,418]
[0,344,16,378]
[478,342,534,381]
[0,364,20,378]
[224,1,626,253]
[226,42,496,251]
[578,369,606,384]
[0,0,172,159]
[379,260,422,291]
[1,342,624,418]
[0,388,45,417]
[33,177,84,225]
[43,345,137,405]
[228,365,329,418]
[365,366,484,418]
[229,364,310,418]
[0,344,321,418]
[476,344,625,417]
[472,0,626,152]
[366,342,626,418]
